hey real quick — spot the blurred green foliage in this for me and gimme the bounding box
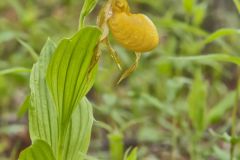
[1,0,240,159]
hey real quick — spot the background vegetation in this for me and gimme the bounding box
[1,0,240,159]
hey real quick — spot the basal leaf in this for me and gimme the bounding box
[19,140,55,160]
[29,38,58,154]
[63,97,94,160]
[46,26,101,134]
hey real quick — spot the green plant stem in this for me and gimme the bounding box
[190,135,197,160]
[171,117,178,160]
[230,68,240,160]
[78,0,86,30]
[78,15,85,30]
[190,132,202,160]
[108,131,124,160]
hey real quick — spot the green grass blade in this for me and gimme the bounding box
[0,67,31,76]
[204,28,240,44]
[207,91,235,125]
[168,54,240,65]
[17,38,39,61]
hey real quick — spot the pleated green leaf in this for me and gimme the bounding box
[46,26,101,133]
[63,97,93,160]
[19,140,55,160]
[29,38,58,154]
[27,36,97,160]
